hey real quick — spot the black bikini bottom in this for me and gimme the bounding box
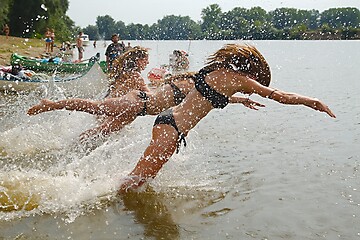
[153,108,186,153]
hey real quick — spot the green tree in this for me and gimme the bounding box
[154,15,200,40]
[0,0,12,29]
[220,8,249,39]
[114,20,128,39]
[320,7,360,29]
[83,25,100,40]
[247,6,269,24]
[8,0,47,37]
[201,4,222,39]
[296,9,320,30]
[45,0,74,41]
[96,15,116,39]
[126,23,148,40]
[5,0,73,40]
[269,8,299,29]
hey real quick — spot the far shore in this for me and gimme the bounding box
[1,34,358,66]
[0,35,61,66]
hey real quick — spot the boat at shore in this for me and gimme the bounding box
[81,34,90,46]
[0,63,109,99]
[10,53,107,74]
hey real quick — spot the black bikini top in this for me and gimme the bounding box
[194,67,229,109]
[169,82,187,105]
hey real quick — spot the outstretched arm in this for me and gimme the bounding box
[229,95,265,110]
[241,77,336,118]
[265,89,336,118]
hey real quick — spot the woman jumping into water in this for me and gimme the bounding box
[117,43,336,193]
[84,46,151,139]
[28,73,263,137]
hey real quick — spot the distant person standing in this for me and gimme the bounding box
[50,28,55,53]
[93,40,97,48]
[3,24,10,39]
[44,28,52,53]
[105,34,125,72]
[125,42,132,52]
[76,31,84,62]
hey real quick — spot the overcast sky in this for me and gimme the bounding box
[67,0,360,27]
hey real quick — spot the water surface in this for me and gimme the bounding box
[0,40,359,240]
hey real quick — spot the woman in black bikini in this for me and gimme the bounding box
[118,43,336,193]
[27,73,262,138]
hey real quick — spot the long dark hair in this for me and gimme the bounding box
[205,44,271,87]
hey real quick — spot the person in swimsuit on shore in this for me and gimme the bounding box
[27,73,263,136]
[76,31,84,62]
[3,24,10,39]
[44,28,52,53]
[118,43,336,193]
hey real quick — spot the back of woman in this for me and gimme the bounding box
[107,46,150,98]
[108,71,147,98]
[146,72,196,114]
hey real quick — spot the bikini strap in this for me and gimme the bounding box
[169,82,187,105]
[137,91,148,116]
[176,133,187,154]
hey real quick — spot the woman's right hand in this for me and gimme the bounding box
[242,98,265,110]
[310,98,336,118]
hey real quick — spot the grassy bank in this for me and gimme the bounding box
[0,35,60,66]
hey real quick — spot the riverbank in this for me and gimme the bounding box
[0,35,60,66]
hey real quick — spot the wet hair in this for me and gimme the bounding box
[205,44,271,87]
[109,46,149,79]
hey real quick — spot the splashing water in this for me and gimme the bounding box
[0,80,215,222]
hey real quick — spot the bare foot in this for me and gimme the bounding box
[118,175,146,195]
[27,99,55,115]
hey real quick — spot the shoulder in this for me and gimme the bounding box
[131,71,144,81]
[130,72,146,84]
[105,44,113,51]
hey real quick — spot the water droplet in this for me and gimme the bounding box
[41,4,47,11]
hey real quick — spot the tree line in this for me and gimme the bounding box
[1,1,359,41]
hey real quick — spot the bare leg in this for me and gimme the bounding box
[79,114,138,142]
[118,124,178,194]
[27,98,102,116]
[28,94,142,117]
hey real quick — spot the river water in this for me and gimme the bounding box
[0,40,359,239]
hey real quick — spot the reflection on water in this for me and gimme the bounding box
[0,184,249,239]
[121,188,180,239]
